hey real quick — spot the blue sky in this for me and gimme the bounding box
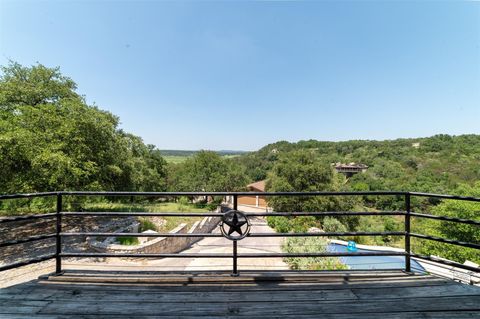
[1,1,479,151]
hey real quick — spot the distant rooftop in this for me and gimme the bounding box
[334,162,369,169]
[333,162,368,176]
[247,180,266,192]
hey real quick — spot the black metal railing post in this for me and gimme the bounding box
[405,193,411,273]
[55,193,63,274]
[232,194,239,276]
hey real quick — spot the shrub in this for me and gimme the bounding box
[267,216,291,233]
[282,237,347,270]
[321,217,347,233]
[291,216,318,233]
[117,236,139,245]
[139,218,157,232]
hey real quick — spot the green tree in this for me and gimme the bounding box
[0,62,167,194]
[266,150,336,212]
[414,182,480,264]
[169,151,248,192]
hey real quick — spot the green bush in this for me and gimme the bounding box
[117,236,139,245]
[282,237,347,270]
[321,217,347,233]
[139,218,157,232]
[267,216,291,233]
[267,216,323,233]
[291,216,318,233]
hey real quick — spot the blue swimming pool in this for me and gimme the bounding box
[327,243,426,273]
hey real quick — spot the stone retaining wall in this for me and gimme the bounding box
[0,215,136,266]
[87,216,220,255]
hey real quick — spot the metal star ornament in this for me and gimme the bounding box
[220,210,251,240]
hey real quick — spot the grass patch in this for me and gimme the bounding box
[139,218,157,232]
[117,236,139,245]
[163,154,240,164]
[82,201,206,213]
[163,155,191,163]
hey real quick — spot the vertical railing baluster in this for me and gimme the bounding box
[55,193,63,275]
[405,193,411,273]
[232,194,239,276]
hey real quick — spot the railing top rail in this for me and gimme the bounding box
[1,191,479,202]
[61,211,405,217]
[52,190,410,196]
[408,191,480,202]
[0,192,58,200]
[1,191,480,203]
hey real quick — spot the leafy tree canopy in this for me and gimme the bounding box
[414,182,480,263]
[0,62,167,193]
[168,151,248,192]
[267,151,343,211]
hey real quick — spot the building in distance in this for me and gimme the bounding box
[333,162,368,177]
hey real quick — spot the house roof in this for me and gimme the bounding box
[247,180,266,192]
[333,162,368,169]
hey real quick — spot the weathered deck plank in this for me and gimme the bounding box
[1,312,480,319]
[0,271,479,318]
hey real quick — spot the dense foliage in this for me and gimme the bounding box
[0,62,167,193]
[282,237,347,270]
[412,182,480,264]
[266,150,337,212]
[244,139,480,264]
[238,135,480,198]
[167,150,249,192]
[265,150,361,232]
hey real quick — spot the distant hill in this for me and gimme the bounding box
[160,150,248,156]
[235,134,480,193]
[160,150,249,163]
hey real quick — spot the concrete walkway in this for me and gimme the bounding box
[182,217,288,271]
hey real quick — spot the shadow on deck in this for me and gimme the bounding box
[1,270,479,318]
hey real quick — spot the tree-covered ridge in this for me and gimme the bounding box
[251,147,480,264]
[0,62,167,193]
[238,134,480,195]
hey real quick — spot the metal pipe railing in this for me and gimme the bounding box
[55,193,62,274]
[0,191,478,276]
[410,212,480,226]
[410,233,480,250]
[232,194,238,276]
[0,254,56,272]
[405,193,411,272]
[60,232,224,238]
[60,251,407,258]
[0,213,57,223]
[0,234,56,248]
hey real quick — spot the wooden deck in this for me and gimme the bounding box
[1,270,479,318]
